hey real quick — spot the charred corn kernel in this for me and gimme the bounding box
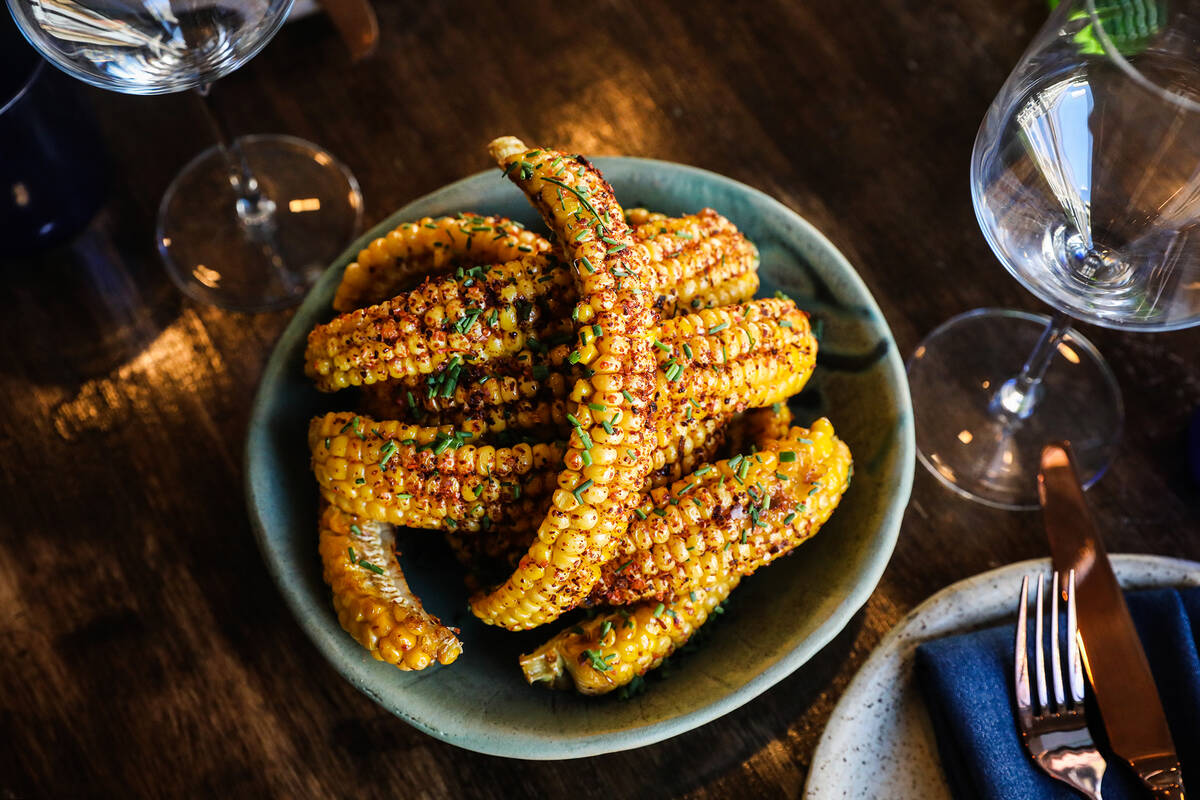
[653,299,816,415]
[519,572,740,694]
[470,138,659,631]
[333,214,551,312]
[721,403,795,458]
[623,208,760,316]
[318,503,461,669]
[591,419,851,605]
[306,253,571,393]
[309,412,560,532]
[363,298,814,444]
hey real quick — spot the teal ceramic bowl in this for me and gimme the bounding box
[245,157,914,759]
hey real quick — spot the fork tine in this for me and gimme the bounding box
[1050,571,1065,708]
[1067,568,1085,703]
[1014,575,1032,717]
[1035,573,1048,711]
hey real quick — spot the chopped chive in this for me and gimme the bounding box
[654,603,665,618]
[708,321,729,334]
[588,402,606,411]
[599,621,613,640]
[616,559,634,573]
[601,419,614,435]
[572,478,595,501]
[347,546,356,563]
[355,477,365,485]
[798,438,814,444]
[592,324,603,339]
[349,524,362,536]
[652,507,667,517]
[379,441,398,467]
[324,438,330,449]
[779,320,793,327]
[621,390,635,403]
[568,350,582,364]
[396,493,412,500]
[634,508,647,520]
[444,516,458,529]
[776,472,789,480]
[682,342,693,360]
[578,429,594,449]
[567,414,581,427]
[577,256,595,273]
[359,560,385,575]
[784,512,797,524]
[780,451,796,462]
[652,339,672,352]
[580,450,593,466]
[690,591,698,602]
[678,480,697,495]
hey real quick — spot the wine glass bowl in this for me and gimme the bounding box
[7,0,293,94]
[910,0,1200,509]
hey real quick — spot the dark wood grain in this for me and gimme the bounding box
[3,1,1198,797]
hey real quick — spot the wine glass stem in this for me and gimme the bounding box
[990,310,1073,420]
[195,85,274,227]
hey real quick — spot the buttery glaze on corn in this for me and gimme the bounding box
[591,419,852,605]
[469,137,660,631]
[309,209,759,395]
[519,572,740,694]
[333,214,551,312]
[306,253,572,393]
[318,503,462,670]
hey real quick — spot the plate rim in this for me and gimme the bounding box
[804,552,1200,798]
[244,155,916,758]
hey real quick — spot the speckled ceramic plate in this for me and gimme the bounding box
[805,554,1200,798]
[245,156,914,759]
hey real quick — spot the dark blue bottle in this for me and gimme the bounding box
[2,10,109,256]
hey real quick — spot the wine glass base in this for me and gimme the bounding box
[157,134,363,312]
[906,308,1124,510]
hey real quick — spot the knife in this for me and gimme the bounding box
[1040,441,1187,798]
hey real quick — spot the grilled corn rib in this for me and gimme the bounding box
[444,407,784,582]
[309,412,561,533]
[519,572,740,694]
[333,214,551,312]
[469,137,660,631]
[591,419,852,605]
[307,253,572,392]
[361,298,815,436]
[318,503,462,670]
[308,210,759,394]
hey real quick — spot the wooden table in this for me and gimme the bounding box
[5,1,1198,795]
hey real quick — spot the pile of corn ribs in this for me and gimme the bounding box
[303,138,853,695]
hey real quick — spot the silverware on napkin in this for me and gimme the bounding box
[1015,569,1108,799]
[1041,441,1187,799]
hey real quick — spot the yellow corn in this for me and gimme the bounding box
[333,214,550,312]
[519,572,740,694]
[307,253,573,393]
[309,412,561,533]
[318,503,462,670]
[469,137,660,631]
[591,419,852,605]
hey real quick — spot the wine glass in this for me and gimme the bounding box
[6,0,363,311]
[907,0,1200,509]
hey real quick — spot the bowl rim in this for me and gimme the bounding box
[244,155,915,759]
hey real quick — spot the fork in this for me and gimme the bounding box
[1015,570,1108,799]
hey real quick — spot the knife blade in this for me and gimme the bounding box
[1040,441,1186,798]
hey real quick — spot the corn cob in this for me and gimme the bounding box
[308,210,759,394]
[307,253,573,392]
[519,572,740,694]
[318,503,462,670]
[361,298,815,436]
[333,214,551,312]
[443,407,782,583]
[309,412,561,533]
[469,137,660,631]
[591,419,852,605]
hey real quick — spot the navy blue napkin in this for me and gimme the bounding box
[915,587,1200,800]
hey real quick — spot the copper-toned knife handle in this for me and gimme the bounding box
[1146,765,1186,799]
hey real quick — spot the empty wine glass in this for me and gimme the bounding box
[6,0,363,311]
[908,0,1200,509]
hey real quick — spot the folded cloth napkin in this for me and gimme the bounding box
[915,588,1200,800]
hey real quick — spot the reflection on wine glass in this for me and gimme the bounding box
[7,0,363,311]
[908,0,1200,509]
